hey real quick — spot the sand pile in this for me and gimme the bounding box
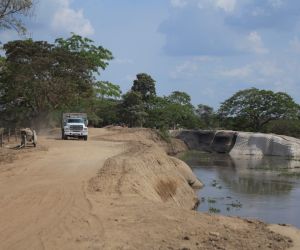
[89,127,202,209]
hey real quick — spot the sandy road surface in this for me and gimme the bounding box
[0,129,124,250]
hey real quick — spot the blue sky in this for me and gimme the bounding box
[1,0,300,108]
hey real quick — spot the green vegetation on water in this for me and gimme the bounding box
[208,207,221,213]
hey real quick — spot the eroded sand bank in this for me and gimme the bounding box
[0,127,298,249]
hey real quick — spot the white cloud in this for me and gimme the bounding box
[242,31,269,54]
[170,0,188,8]
[170,56,218,79]
[268,0,284,8]
[220,61,283,80]
[220,65,252,78]
[51,0,94,36]
[214,0,236,12]
[170,60,199,79]
[196,0,236,12]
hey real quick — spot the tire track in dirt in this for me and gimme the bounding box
[0,129,124,250]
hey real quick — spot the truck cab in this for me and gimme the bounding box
[62,113,88,140]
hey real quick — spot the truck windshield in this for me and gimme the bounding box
[67,118,84,123]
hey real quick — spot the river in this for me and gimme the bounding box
[182,151,300,228]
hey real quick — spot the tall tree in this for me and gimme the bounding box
[218,88,300,131]
[0,0,33,34]
[121,91,147,127]
[131,73,156,101]
[55,33,113,75]
[0,35,113,126]
[94,81,121,100]
[164,91,200,129]
[196,104,215,128]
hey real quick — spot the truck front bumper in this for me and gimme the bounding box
[64,131,88,137]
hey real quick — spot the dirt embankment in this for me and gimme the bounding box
[87,127,295,250]
[89,127,202,210]
[0,127,298,249]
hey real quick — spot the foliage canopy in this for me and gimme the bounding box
[218,88,299,131]
[0,34,114,127]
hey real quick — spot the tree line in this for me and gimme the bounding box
[1,33,300,137]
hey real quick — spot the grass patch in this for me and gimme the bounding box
[209,207,220,213]
[226,201,243,208]
[156,128,171,143]
[207,198,217,204]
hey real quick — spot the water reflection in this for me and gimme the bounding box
[185,152,300,195]
[183,151,300,227]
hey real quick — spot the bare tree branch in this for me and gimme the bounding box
[0,0,33,34]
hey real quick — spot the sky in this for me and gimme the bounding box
[1,0,300,108]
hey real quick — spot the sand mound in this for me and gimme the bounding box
[89,128,202,209]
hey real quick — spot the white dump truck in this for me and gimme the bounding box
[62,113,88,140]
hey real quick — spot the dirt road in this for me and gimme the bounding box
[0,129,125,249]
[0,128,297,250]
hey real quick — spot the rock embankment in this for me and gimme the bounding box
[173,130,300,158]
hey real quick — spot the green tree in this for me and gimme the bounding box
[94,81,121,100]
[0,0,33,34]
[131,73,156,101]
[0,35,113,127]
[121,91,147,127]
[164,91,200,129]
[218,88,300,131]
[55,33,113,75]
[196,104,216,128]
[144,96,170,129]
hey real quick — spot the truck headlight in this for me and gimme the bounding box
[84,128,88,131]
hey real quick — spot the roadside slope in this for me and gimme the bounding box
[0,128,296,249]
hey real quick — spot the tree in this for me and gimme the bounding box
[167,91,191,105]
[94,81,121,100]
[121,91,148,127]
[55,33,113,75]
[0,34,113,127]
[218,88,300,131]
[131,73,156,101]
[164,91,200,129]
[263,119,300,138]
[196,104,216,128]
[0,0,33,34]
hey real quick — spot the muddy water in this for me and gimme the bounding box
[182,152,300,228]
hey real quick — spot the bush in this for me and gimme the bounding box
[263,120,300,138]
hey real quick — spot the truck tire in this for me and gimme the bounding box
[83,136,88,141]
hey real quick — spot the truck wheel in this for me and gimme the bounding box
[83,136,88,141]
[64,135,68,140]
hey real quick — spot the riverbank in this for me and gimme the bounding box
[88,127,297,249]
[0,127,298,249]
